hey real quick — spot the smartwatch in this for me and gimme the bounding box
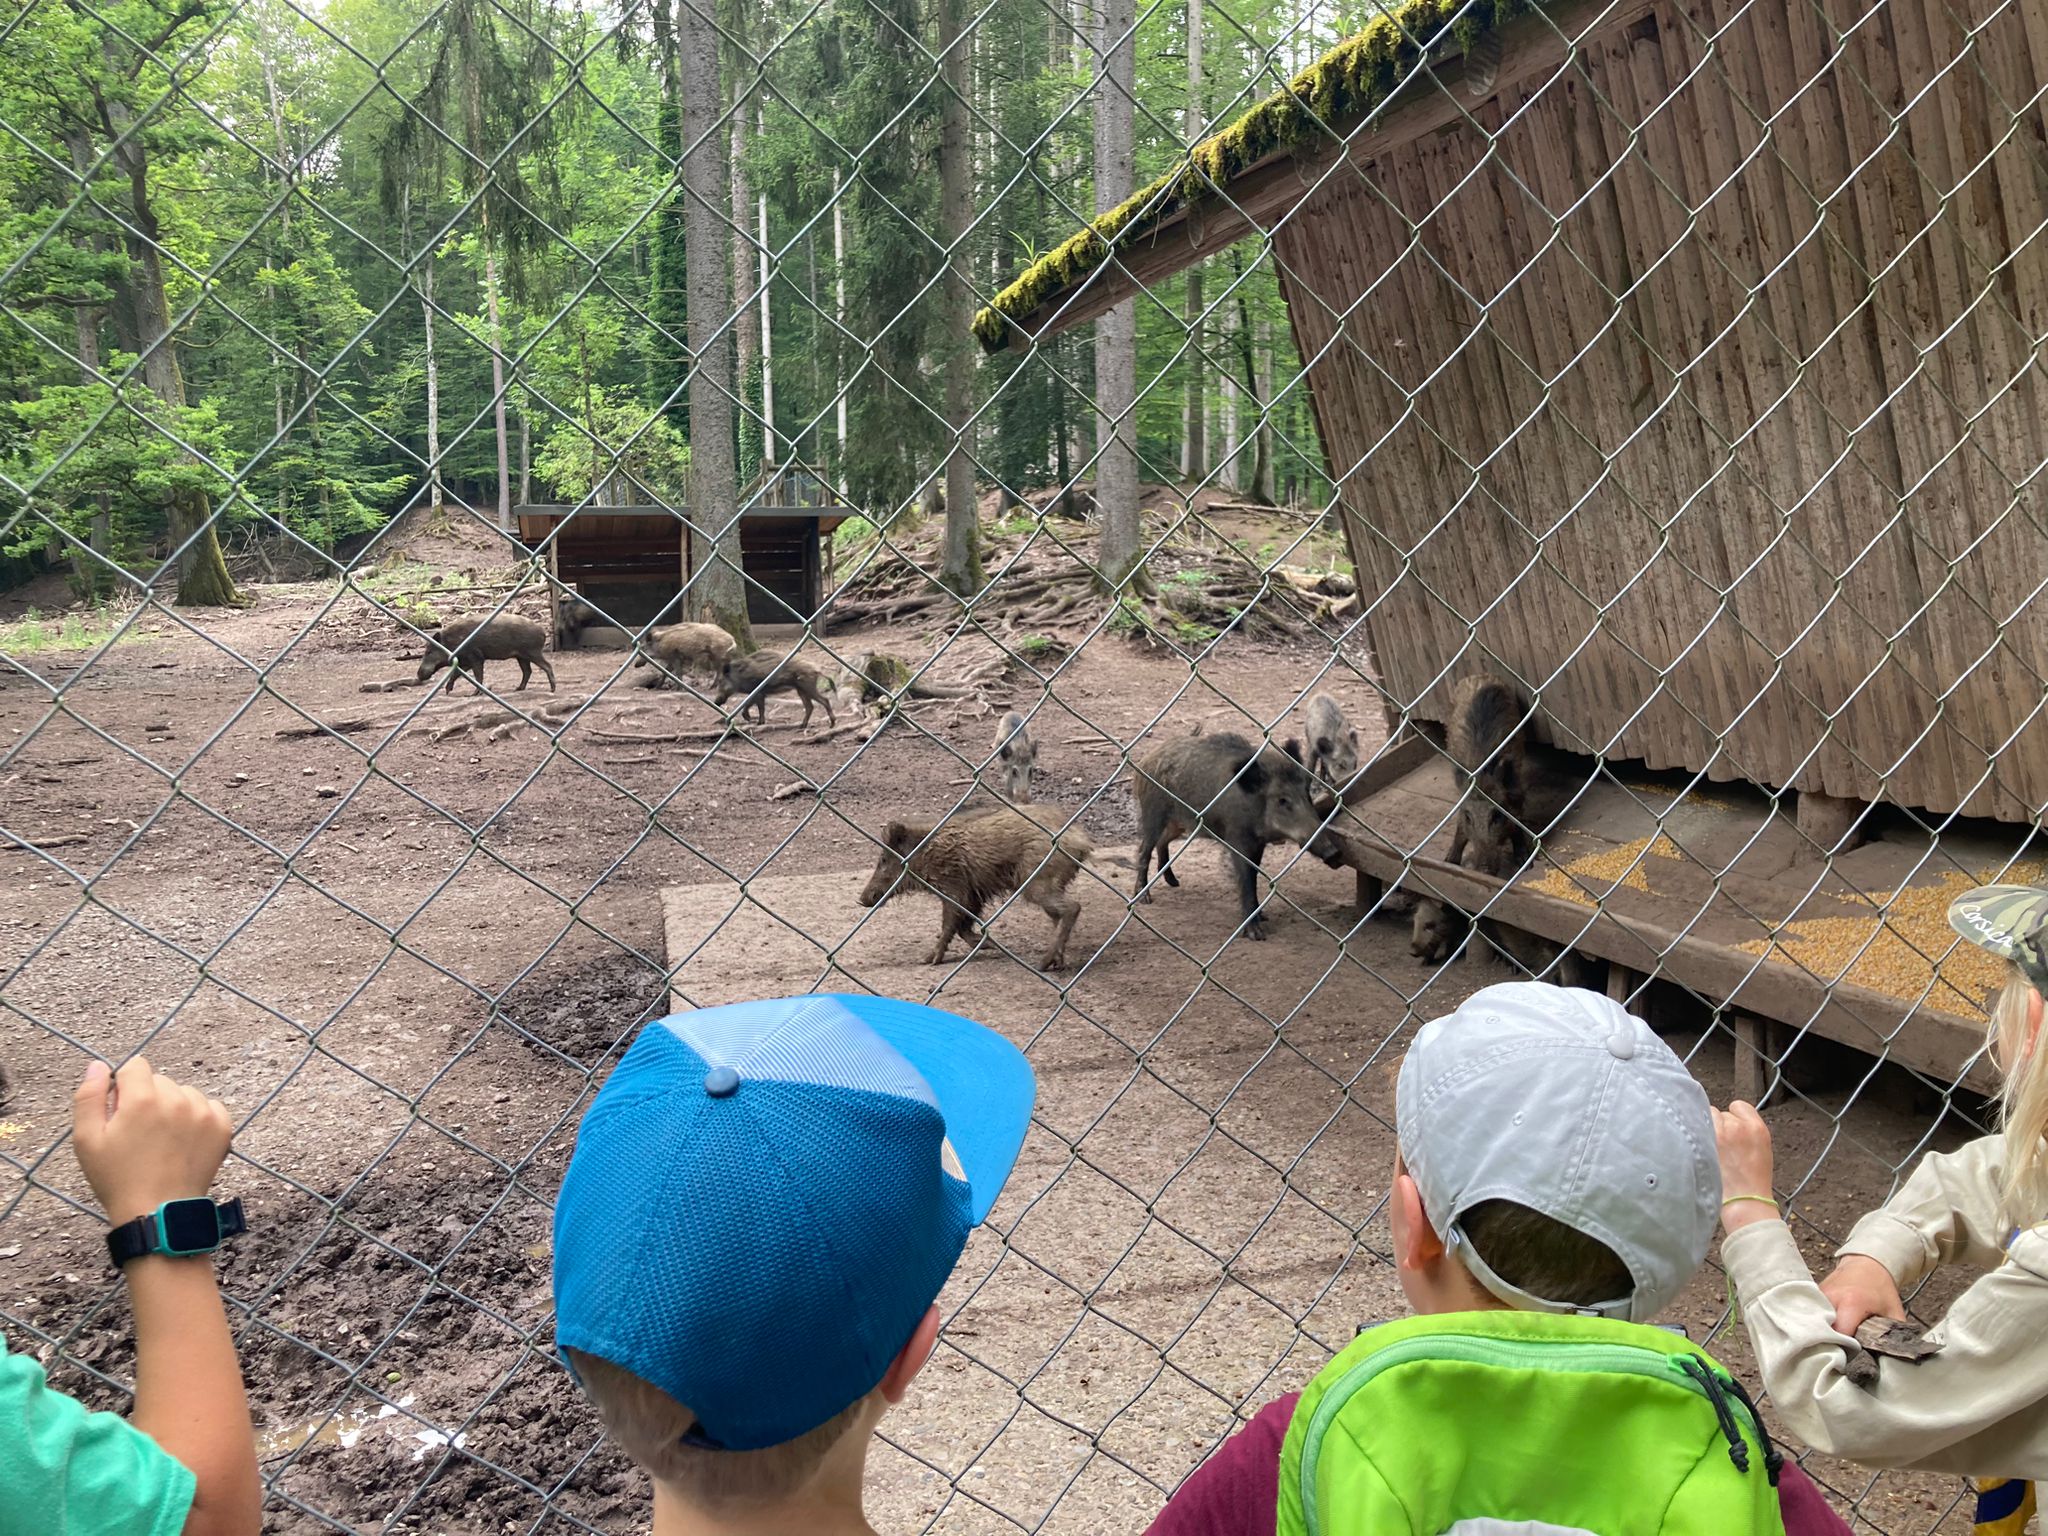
[106,1197,247,1268]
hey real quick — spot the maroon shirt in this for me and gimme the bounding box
[1143,1392,1854,1536]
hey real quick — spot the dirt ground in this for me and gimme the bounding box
[0,514,2006,1534]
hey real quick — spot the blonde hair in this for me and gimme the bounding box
[565,1349,870,1508]
[1990,965,2048,1226]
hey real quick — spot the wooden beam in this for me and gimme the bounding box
[999,0,1662,348]
[1324,832,1995,1093]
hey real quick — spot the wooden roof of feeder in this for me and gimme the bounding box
[973,0,1601,351]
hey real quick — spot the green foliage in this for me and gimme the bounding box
[4,378,241,569]
[0,602,128,654]
[832,515,879,557]
[533,387,691,502]
[1,0,1340,599]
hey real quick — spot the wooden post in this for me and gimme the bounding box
[1796,790,1867,857]
[1607,963,1645,1010]
[1731,1012,1780,1107]
[1356,869,1384,911]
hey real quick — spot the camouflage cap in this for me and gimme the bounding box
[1947,884,2048,993]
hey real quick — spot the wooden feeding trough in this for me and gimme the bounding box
[979,0,2048,1086]
[516,468,851,643]
[1319,739,2012,1094]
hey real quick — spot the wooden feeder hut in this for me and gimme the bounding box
[976,0,2048,1090]
[516,464,851,643]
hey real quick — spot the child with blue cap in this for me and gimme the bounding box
[551,993,1035,1534]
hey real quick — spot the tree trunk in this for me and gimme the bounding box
[833,168,848,490]
[1091,0,1141,589]
[729,2,761,487]
[1253,310,1275,505]
[1221,270,1242,493]
[936,0,983,596]
[1180,0,1205,486]
[1052,336,1077,517]
[482,221,512,531]
[1236,280,1273,505]
[64,132,114,594]
[518,381,532,505]
[416,220,445,523]
[757,166,776,473]
[681,0,751,644]
[116,147,237,605]
[806,218,821,464]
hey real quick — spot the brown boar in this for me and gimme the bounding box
[856,804,1092,970]
[1130,731,1341,940]
[632,622,738,685]
[715,652,837,728]
[415,614,556,694]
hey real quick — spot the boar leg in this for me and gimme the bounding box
[1030,879,1081,971]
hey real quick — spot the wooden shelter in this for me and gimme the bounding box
[516,467,850,639]
[977,0,2048,1086]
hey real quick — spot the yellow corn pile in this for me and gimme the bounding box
[1527,833,1685,906]
[1738,863,2046,1013]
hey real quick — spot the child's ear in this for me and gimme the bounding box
[1392,1169,1447,1274]
[878,1304,941,1406]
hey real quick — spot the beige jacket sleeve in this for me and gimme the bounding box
[1833,1135,2013,1288]
[1722,1215,2048,1477]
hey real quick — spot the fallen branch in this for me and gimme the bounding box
[2,831,87,852]
[275,715,384,739]
[770,780,818,801]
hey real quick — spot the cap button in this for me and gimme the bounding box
[1606,1027,1636,1061]
[704,1065,741,1098]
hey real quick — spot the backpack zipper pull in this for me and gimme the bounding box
[1672,1354,1750,1474]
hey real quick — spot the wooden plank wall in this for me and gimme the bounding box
[1279,0,2048,820]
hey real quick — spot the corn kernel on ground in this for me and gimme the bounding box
[1526,832,1685,905]
[1519,826,2040,1014]
[1738,862,2045,1011]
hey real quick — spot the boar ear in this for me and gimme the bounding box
[1237,755,1268,794]
[885,821,915,851]
[1314,734,1333,757]
[1282,736,1304,763]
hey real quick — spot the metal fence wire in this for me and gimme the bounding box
[2,0,2044,1527]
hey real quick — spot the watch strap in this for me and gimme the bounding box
[104,1198,247,1268]
[104,1214,157,1269]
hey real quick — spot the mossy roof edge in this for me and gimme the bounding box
[971,0,1541,352]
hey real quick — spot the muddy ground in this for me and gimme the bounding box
[0,512,2002,1534]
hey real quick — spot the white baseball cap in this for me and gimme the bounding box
[1396,982,1720,1322]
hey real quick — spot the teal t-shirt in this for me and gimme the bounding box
[1,1336,194,1536]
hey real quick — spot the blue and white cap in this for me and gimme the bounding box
[553,994,1035,1451]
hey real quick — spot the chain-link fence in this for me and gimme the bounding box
[2,0,2043,1526]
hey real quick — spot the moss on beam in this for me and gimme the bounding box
[971,0,1537,351]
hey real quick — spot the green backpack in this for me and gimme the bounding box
[1277,1309,1787,1536]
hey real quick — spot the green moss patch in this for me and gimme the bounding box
[972,0,1536,350]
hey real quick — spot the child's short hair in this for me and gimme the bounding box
[568,1349,869,1507]
[1459,1198,1633,1310]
